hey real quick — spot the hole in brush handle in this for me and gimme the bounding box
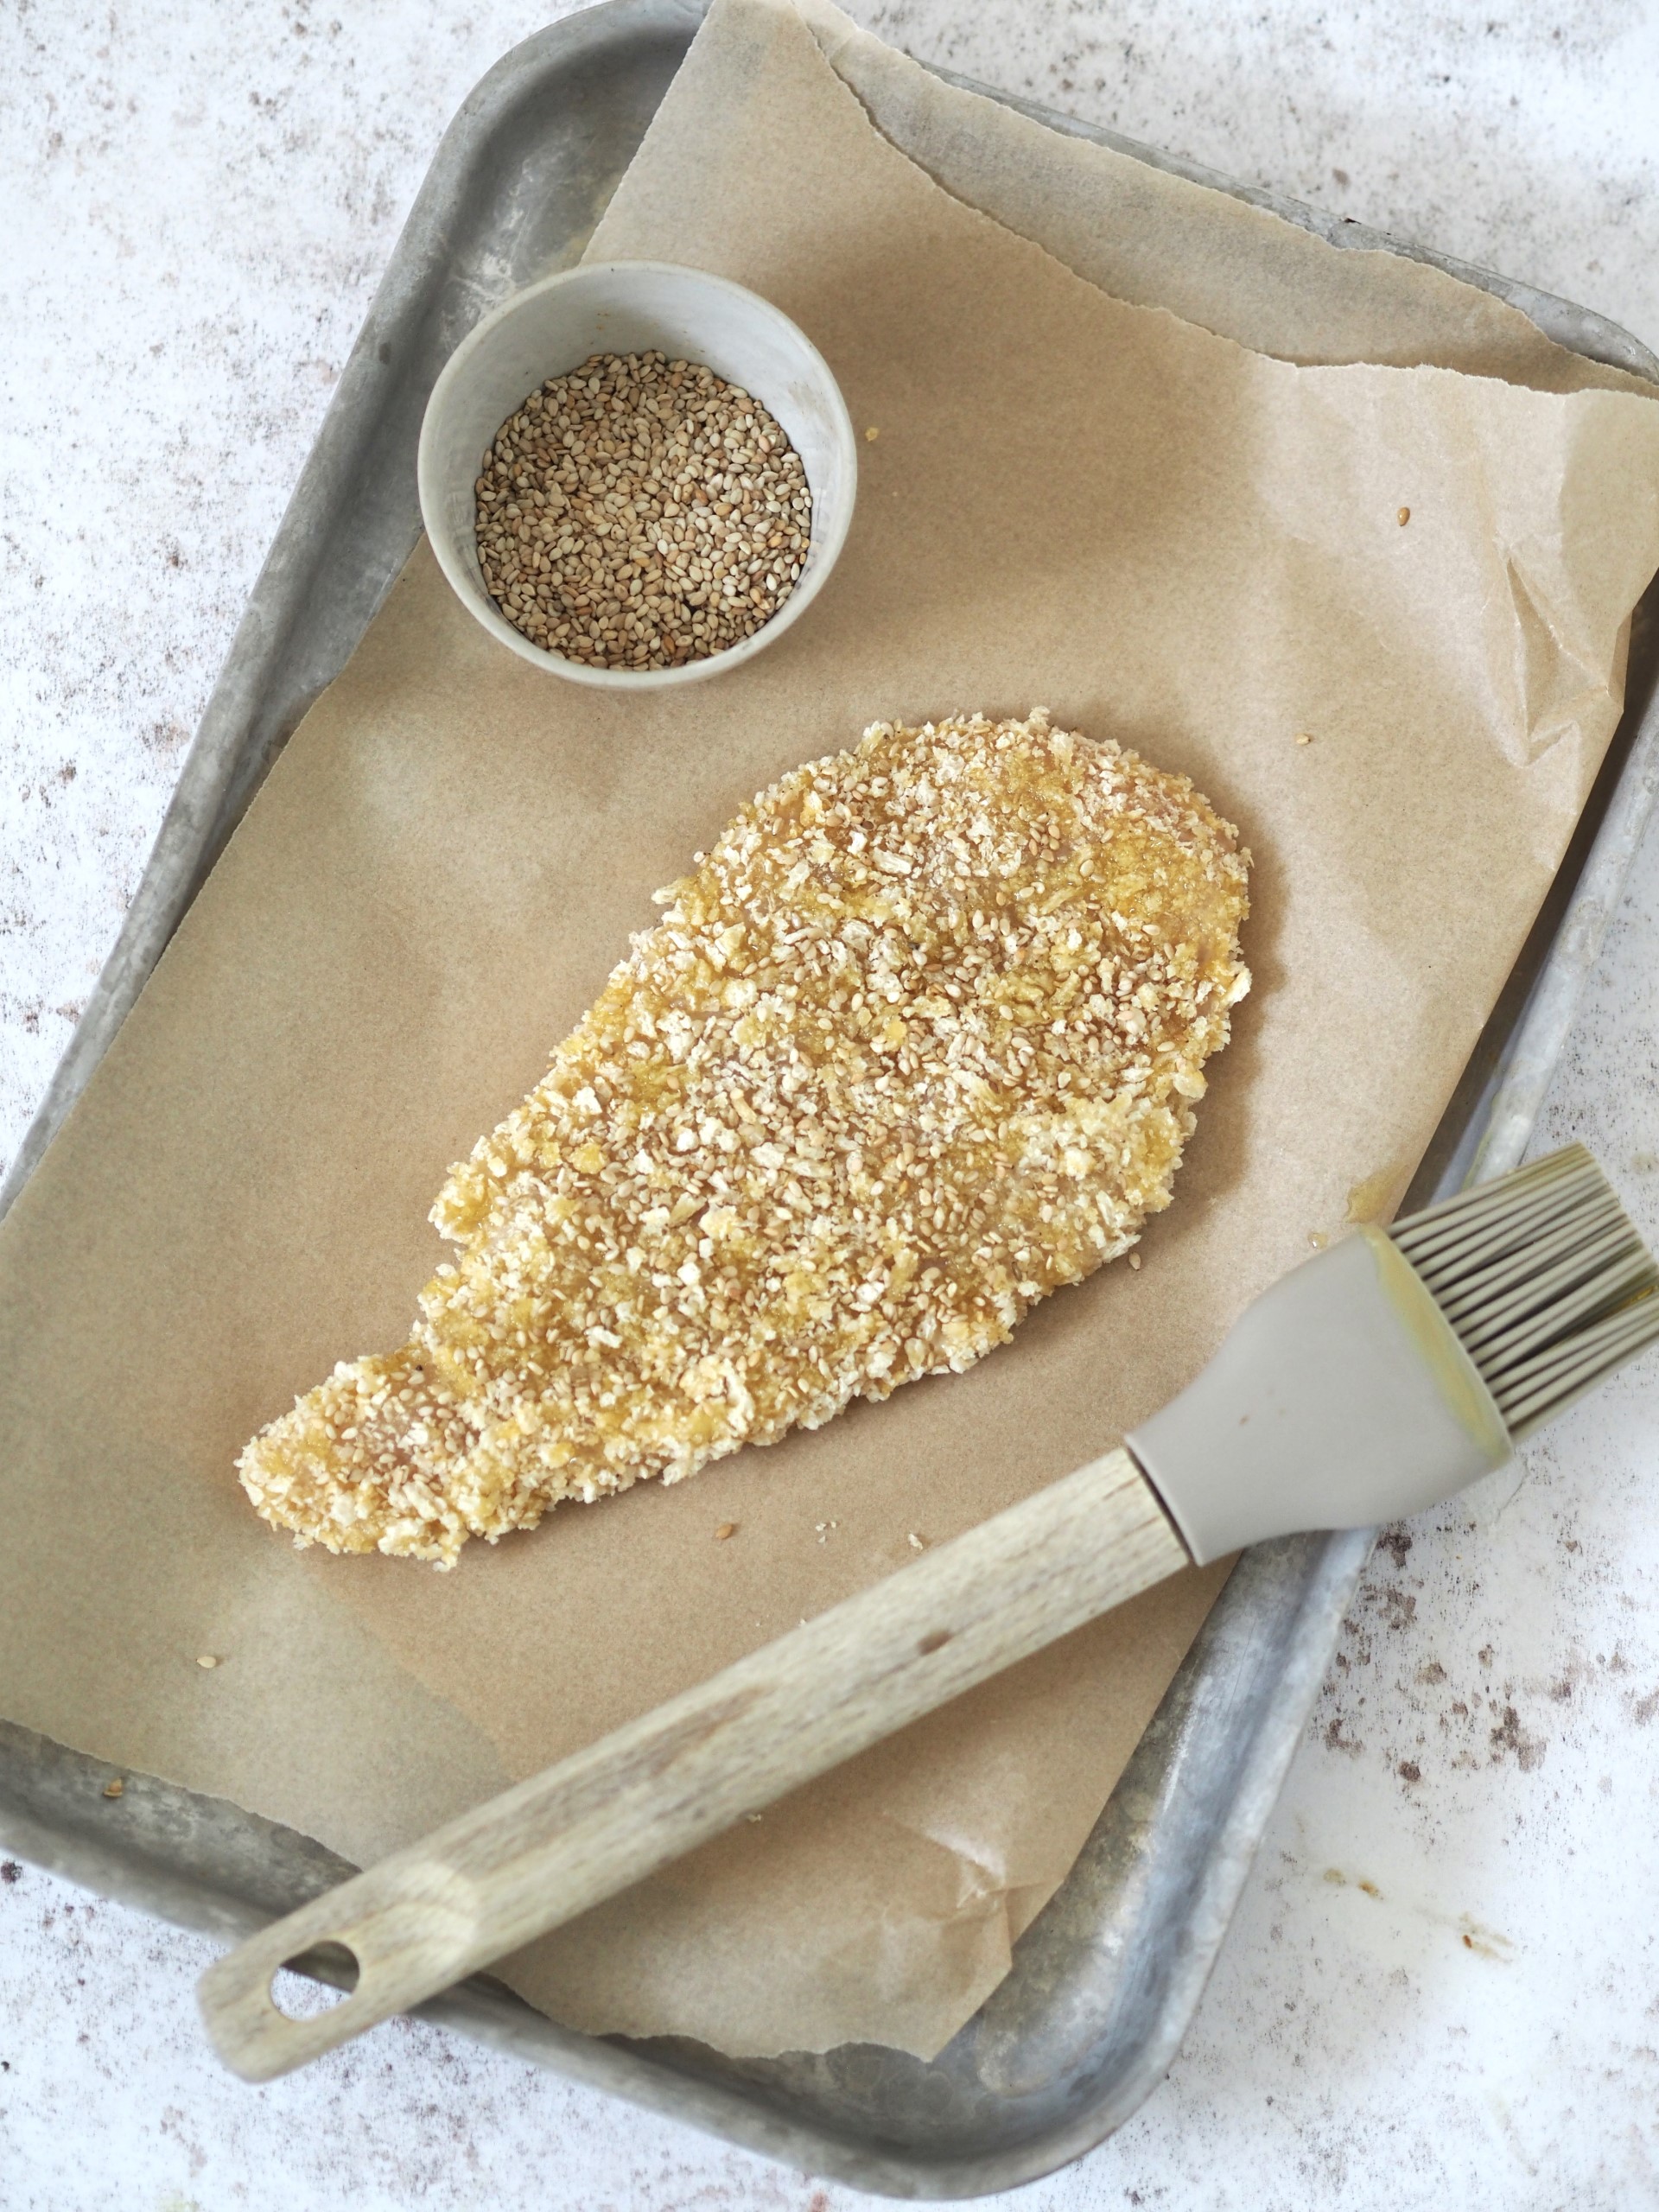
[270,1938,361,2018]
[199,1873,480,2079]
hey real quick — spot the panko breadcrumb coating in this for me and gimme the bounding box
[238,711,1249,1566]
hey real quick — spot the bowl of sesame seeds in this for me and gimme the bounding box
[417,261,858,686]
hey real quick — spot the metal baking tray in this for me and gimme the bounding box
[3,0,1656,2194]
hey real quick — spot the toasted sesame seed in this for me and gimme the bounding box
[715,1522,737,1541]
[238,711,1249,1567]
[103,1778,124,1799]
[1397,506,1411,525]
[474,351,812,672]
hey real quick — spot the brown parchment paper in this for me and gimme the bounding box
[3,0,1659,2063]
[796,0,1653,397]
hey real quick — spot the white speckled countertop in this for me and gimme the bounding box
[4,3,1659,2205]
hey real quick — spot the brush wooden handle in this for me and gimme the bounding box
[198,1446,1187,2080]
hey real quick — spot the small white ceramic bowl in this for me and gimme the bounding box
[417,262,858,689]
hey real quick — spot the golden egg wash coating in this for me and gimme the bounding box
[238,712,1249,1565]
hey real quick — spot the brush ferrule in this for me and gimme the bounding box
[1127,1228,1511,1564]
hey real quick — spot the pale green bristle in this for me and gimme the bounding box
[1389,1145,1659,1439]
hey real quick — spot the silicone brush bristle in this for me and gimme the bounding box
[1390,1146,1659,1439]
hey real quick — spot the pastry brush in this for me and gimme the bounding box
[199,1141,1659,2080]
